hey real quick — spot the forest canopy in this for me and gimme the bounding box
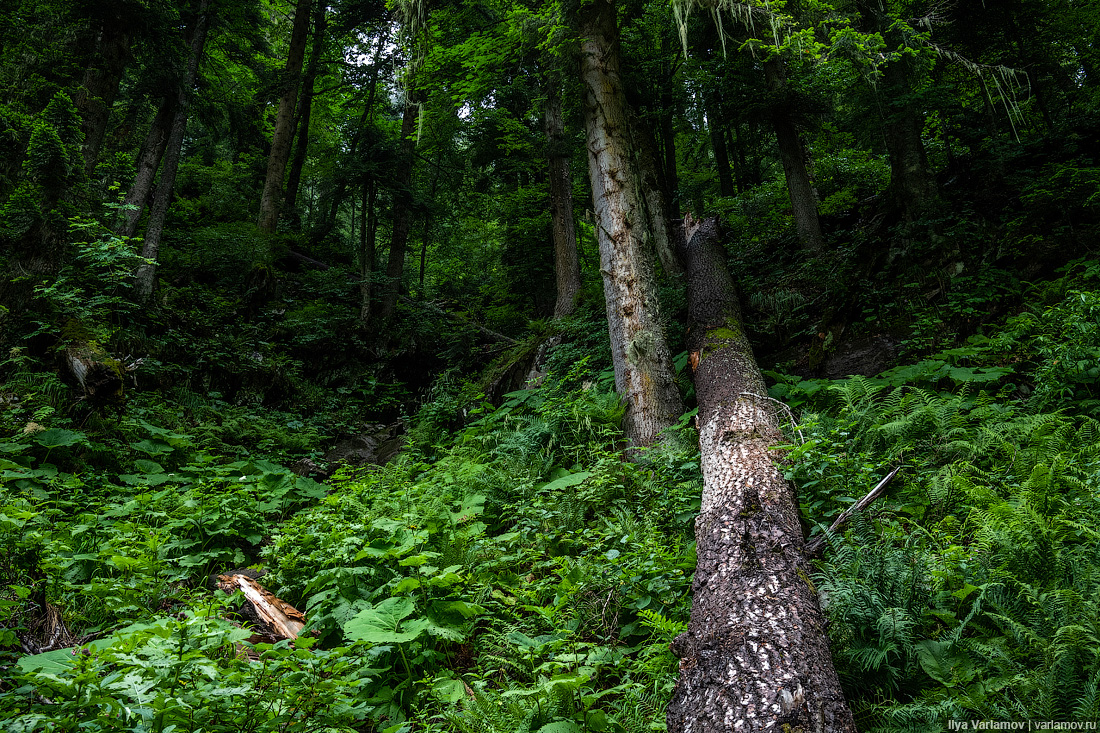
[1,0,1099,730]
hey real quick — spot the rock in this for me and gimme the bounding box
[323,422,406,468]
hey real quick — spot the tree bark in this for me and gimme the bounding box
[668,215,856,733]
[75,19,132,178]
[257,0,312,234]
[765,58,824,251]
[881,57,938,221]
[359,180,376,326]
[578,0,683,447]
[284,1,328,219]
[377,97,419,323]
[545,84,581,318]
[133,0,211,301]
[630,106,684,279]
[855,0,938,221]
[703,88,735,198]
[117,95,175,239]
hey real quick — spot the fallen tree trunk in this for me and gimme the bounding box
[217,573,305,640]
[667,215,856,733]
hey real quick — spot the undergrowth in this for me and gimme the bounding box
[3,272,1100,731]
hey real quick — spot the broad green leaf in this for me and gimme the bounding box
[541,472,591,492]
[33,429,86,449]
[344,597,422,644]
[17,647,77,675]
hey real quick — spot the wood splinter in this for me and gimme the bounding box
[216,573,306,640]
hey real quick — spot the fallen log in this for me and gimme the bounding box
[667,215,856,733]
[216,573,305,640]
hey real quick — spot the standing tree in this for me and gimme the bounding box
[258,0,312,234]
[545,80,581,318]
[133,0,212,301]
[575,0,683,447]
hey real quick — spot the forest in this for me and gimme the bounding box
[0,0,1099,730]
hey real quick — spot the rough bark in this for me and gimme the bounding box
[668,216,856,733]
[257,0,312,234]
[284,1,327,218]
[578,0,683,447]
[545,84,581,318]
[630,106,684,279]
[134,0,211,302]
[117,95,175,239]
[764,58,824,252]
[75,20,132,178]
[377,98,419,323]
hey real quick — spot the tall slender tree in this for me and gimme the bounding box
[133,0,212,301]
[258,0,312,234]
[544,81,581,318]
[575,0,683,447]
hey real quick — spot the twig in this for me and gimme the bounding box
[738,391,804,444]
[804,466,902,557]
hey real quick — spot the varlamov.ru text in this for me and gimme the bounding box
[948,722,1097,731]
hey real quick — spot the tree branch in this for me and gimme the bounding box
[804,465,902,557]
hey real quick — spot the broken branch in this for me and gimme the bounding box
[804,465,902,557]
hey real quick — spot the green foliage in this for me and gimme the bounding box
[3,602,374,731]
[776,291,1100,729]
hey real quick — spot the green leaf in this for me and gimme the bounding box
[131,439,172,457]
[33,429,86,449]
[536,723,583,733]
[17,647,77,675]
[344,597,425,644]
[541,472,592,492]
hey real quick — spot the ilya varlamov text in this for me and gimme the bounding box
[948,722,1097,731]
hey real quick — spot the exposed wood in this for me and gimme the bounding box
[216,574,305,640]
[804,466,901,557]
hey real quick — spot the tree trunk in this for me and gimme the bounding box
[359,180,376,326]
[667,215,856,733]
[117,95,175,239]
[882,57,938,221]
[765,58,824,251]
[855,0,938,221]
[578,0,683,447]
[377,98,419,323]
[545,84,581,318]
[703,88,735,198]
[133,0,211,301]
[417,160,440,289]
[284,1,327,220]
[630,106,684,279]
[75,20,132,178]
[257,0,312,234]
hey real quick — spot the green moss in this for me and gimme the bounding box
[706,326,741,341]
